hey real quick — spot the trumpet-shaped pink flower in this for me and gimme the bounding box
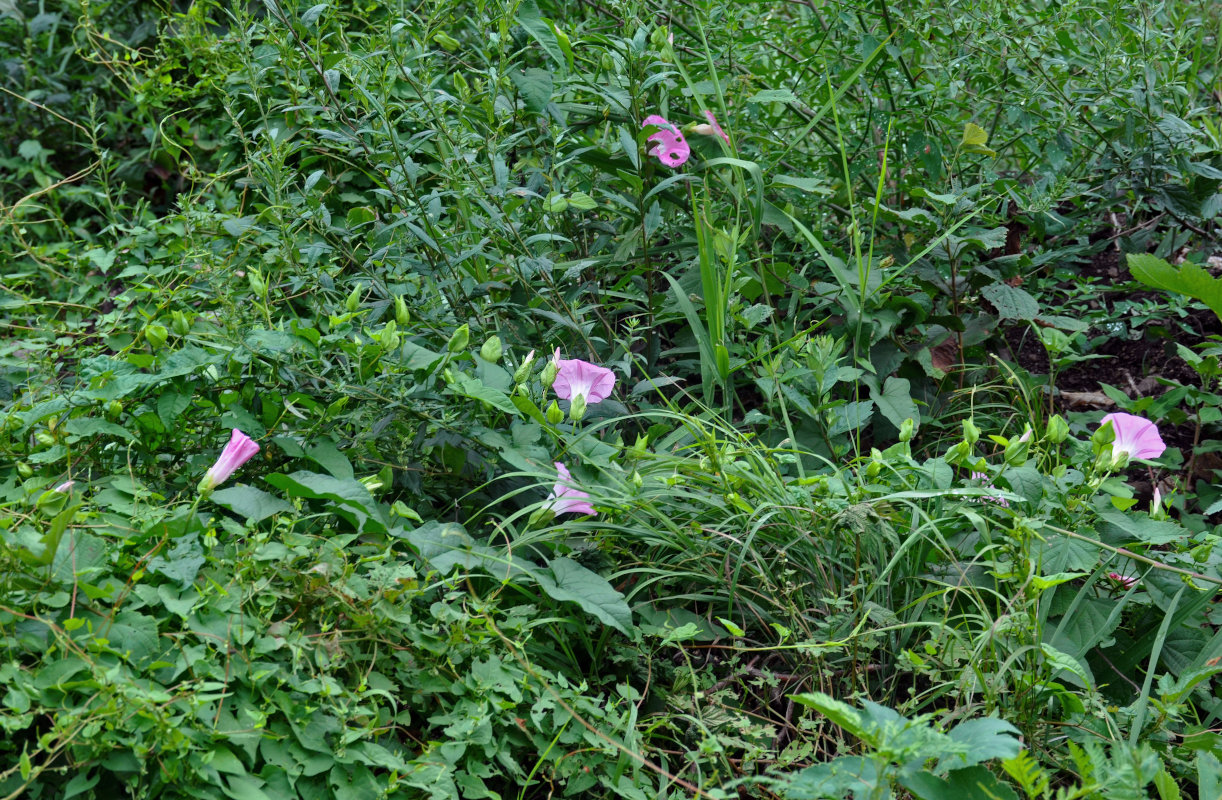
[201,429,260,492]
[545,462,596,516]
[552,350,616,405]
[642,114,690,167]
[696,110,730,144]
[1100,412,1166,462]
[1107,571,1138,589]
[54,480,75,493]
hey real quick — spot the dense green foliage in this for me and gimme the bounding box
[2,0,1222,797]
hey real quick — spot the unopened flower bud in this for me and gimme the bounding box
[145,323,168,350]
[171,311,191,336]
[540,357,559,388]
[1045,414,1069,444]
[898,418,915,443]
[247,267,266,297]
[513,350,536,384]
[106,400,123,421]
[1004,436,1030,467]
[631,470,643,489]
[447,324,470,353]
[395,296,410,325]
[545,400,565,425]
[345,283,362,313]
[480,335,503,363]
[17,462,32,479]
[381,320,400,351]
[962,419,980,446]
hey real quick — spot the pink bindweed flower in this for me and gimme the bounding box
[1107,571,1139,589]
[970,471,1009,508]
[642,114,690,167]
[54,480,75,493]
[200,429,260,492]
[1100,412,1166,464]
[692,110,730,144]
[545,462,596,516]
[551,349,616,405]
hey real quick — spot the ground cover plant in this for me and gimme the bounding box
[2,0,1221,797]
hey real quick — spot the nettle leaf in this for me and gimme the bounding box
[97,611,160,665]
[533,558,633,635]
[870,377,919,431]
[902,766,1020,800]
[211,486,294,523]
[264,471,386,533]
[981,282,1040,320]
[1097,509,1188,545]
[147,534,206,586]
[509,68,553,114]
[785,756,883,800]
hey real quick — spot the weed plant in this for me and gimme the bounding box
[1,0,1221,797]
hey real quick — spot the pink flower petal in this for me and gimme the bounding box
[546,462,596,516]
[552,356,616,404]
[642,114,690,167]
[970,471,1008,508]
[702,110,730,143]
[1100,412,1166,461]
[201,429,260,491]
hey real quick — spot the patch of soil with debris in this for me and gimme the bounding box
[1003,241,1222,459]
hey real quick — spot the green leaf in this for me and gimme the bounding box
[100,611,160,665]
[534,558,634,635]
[509,67,553,114]
[748,88,799,104]
[63,417,137,443]
[962,122,988,147]
[902,765,1019,800]
[446,373,519,414]
[870,376,919,431]
[264,471,386,533]
[211,486,294,523]
[514,0,566,71]
[1040,642,1092,688]
[790,692,866,738]
[1128,253,1222,323]
[785,756,883,799]
[147,534,206,586]
[981,282,1040,320]
[1097,509,1189,545]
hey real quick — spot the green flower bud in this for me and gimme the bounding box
[545,400,564,425]
[865,460,882,479]
[17,461,33,479]
[145,323,168,350]
[171,311,191,336]
[962,419,980,446]
[35,430,56,447]
[480,335,503,363]
[540,357,558,388]
[569,393,587,422]
[898,417,915,443]
[106,400,123,421]
[345,283,362,313]
[381,320,400,351]
[447,324,470,353]
[395,296,410,325]
[513,350,536,384]
[247,267,266,297]
[1003,436,1029,467]
[945,441,971,464]
[1045,414,1069,444]
[631,470,643,489]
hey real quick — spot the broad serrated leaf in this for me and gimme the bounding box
[211,485,294,523]
[870,377,919,431]
[534,557,633,635]
[981,282,1040,320]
